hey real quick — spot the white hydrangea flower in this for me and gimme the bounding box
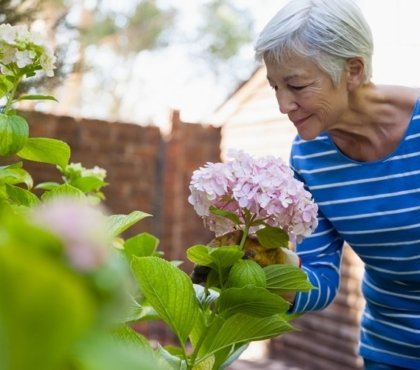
[0,23,56,77]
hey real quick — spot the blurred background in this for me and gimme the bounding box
[2,1,420,369]
[6,0,420,132]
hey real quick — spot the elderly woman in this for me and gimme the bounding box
[254,0,420,369]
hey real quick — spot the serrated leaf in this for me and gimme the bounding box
[35,181,60,191]
[131,256,201,344]
[107,211,151,237]
[210,246,244,269]
[70,176,106,193]
[227,260,266,288]
[5,184,40,207]
[0,75,14,98]
[217,286,289,318]
[198,313,293,361]
[187,245,215,266]
[256,226,289,249]
[112,325,152,350]
[17,137,70,168]
[192,355,215,370]
[156,345,188,370]
[41,183,85,201]
[124,233,160,258]
[0,114,29,156]
[264,264,314,293]
[209,207,240,225]
[187,245,244,288]
[0,165,33,188]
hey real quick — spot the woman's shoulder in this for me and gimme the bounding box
[378,84,420,109]
[291,133,333,159]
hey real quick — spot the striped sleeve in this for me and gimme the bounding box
[289,159,344,313]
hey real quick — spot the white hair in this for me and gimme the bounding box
[254,0,374,85]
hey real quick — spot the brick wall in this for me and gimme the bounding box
[4,110,219,269]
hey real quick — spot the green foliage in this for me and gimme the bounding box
[199,0,254,61]
[256,225,289,249]
[0,24,314,370]
[132,257,201,345]
[0,114,29,156]
[17,137,70,168]
[227,259,266,288]
[129,236,313,369]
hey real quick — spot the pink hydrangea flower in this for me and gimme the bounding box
[188,149,318,243]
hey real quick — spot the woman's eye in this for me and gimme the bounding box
[289,85,307,91]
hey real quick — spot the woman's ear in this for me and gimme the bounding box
[345,57,365,90]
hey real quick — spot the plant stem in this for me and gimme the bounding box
[4,73,20,114]
[239,225,249,250]
[189,310,216,368]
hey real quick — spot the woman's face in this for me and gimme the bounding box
[265,53,349,140]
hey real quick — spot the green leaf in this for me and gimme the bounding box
[0,75,14,98]
[41,183,85,201]
[16,94,58,102]
[198,313,293,361]
[227,260,266,288]
[210,246,244,269]
[256,226,289,249]
[193,284,219,310]
[125,302,159,322]
[107,211,152,237]
[217,344,248,370]
[0,246,95,370]
[35,181,60,191]
[124,233,160,258]
[187,245,244,286]
[187,245,215,266]
[217,286,289,318]
[131,256,201,344]
[112,325,154,353]
[192,355,215,370]
[209,206,241,225]
[5,184,40,207]
[156,345,188,370]
[17,137,70,168]
[0,114,29,156]
[70,176,106,193]
[73,331,161,370]
[264,264,314,293]
[0,164,33,188]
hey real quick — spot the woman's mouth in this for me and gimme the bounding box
[291,115,311,128]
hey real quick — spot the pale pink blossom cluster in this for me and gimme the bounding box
[188,150,318,243]
[32,198,110,271]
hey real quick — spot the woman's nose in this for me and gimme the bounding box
[276,90,298,114]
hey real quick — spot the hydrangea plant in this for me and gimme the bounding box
[0,23,319,370]
[126,151,318,369]
[188,149,318,244]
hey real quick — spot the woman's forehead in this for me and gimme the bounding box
[265,55,322,80]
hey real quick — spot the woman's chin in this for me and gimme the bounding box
[297,130,319,141]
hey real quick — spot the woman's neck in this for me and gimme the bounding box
[329,84,419,161]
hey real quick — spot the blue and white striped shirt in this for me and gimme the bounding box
[289,99,420,369]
